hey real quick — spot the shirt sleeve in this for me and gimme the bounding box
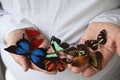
[0,9,37,42]
[90,8,120,26]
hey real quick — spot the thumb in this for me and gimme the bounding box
[11,54,30,71]
[116,43,120,56]
[20,57,30,71]
[116,34,120,56]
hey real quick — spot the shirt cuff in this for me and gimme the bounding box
[0,14,37,42]
[90,9,120,27]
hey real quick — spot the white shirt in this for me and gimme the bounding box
[0,0,120,80]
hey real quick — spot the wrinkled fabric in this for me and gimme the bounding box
[0,0,120,80]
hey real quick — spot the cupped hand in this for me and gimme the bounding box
[6,28,57,74]
[67,22,120,77]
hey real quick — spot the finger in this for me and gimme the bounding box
[66,49,90,73]
[70,63,89,74]
[10,54,30,71]
[66,54,74,69]
[82,66,98,77]
[30,62,57,75]
[115,34,120,56]
[59,52,66,58]
[39,39,50,49]
[31,39,57,74]
[20,57,30,71]
[116,43,120,56]
[82,47,114,77]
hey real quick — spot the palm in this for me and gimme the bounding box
[7,28,57,74]
[68,22,120,77]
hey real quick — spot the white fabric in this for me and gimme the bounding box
[5,69,16,80]
[90,9,120,26]
[0,0,120,42]
[0,0,120,80]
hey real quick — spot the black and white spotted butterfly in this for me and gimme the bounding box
[85,29,107,50]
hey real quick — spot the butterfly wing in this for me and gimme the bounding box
[25,29,40,38]
[45,53,67,72]
[56,58,67,72]
[97,29,107,45]
[77,44,90,56]
[45,53,57,71]
[46,53,58,60]
[51,36,69,52]
[64,44,90,67]
[64,44,90,57]
[45,58,67,72]
[77,45,90,65]
[89,51,103,70]
[45,36,69,71]
[5,37,29,55]
[63,47,79,57]
[45,53,59,71]
[25,29,44,50]
[5,46,18,53]
[85,40,98,50]
[45,60,56,71]
[77,54,89,64]
[71,59,82,67]
[30,39,43,50]
[66,58,72,64]
[30,48,46,69]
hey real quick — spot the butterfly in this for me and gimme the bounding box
[89,51,103,70]
[64,44,103,69]
[64,44,90,67]
[25,29,41,38]
[85,29,107,50]
[50,36,70,52]
[45,53,67,72]
[4,34,46,70]
[25,29,44,50]
[45,36,69,72]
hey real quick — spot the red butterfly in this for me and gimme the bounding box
[25,29,44,50]
[25,29,41,38]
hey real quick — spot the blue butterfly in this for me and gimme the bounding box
[4,34,46,70]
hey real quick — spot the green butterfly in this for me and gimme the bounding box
[51,36,69,52]
[45,36,69,72]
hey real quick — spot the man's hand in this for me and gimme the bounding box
[67,22,120,77]
[6,28,56,74]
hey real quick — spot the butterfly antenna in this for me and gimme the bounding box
[22,33,26,39]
